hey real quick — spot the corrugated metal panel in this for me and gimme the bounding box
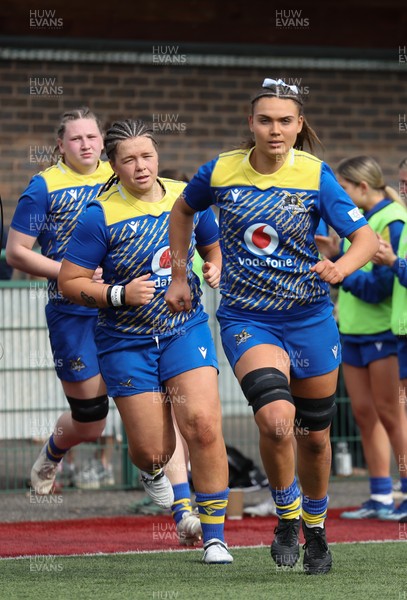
[0,46,404,72]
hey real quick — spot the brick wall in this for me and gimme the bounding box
[1,59,407,224]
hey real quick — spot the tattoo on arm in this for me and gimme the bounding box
[80,291,97,306]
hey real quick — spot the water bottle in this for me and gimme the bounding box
[335,442,352,476]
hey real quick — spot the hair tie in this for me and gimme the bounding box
[262,78,299,94]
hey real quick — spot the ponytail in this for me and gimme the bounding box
[337,156,405,207]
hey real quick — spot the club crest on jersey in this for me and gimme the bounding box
[234,329,252,346]
[279,190,307,214]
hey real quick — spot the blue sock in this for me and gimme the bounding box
[171,482,192,525]
[45,434,69,463]
[302,495,328,527]
[400,477,407,495]
[271,478,301,520]
[370,477,393,504]
[195,488,229,543]
[370,477,392,495]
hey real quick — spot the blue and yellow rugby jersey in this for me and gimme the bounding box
[183,147,368,318]
[64,178,219,337]
[11,159,113,314]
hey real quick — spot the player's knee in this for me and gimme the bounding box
[256,409,296,443]
[293,394,337,432]
[183,414,218,449]
[67,394,109,424]
[73,418,107,442]
[376,411,398,436]
[241,368,293,416]
[349,404,366,427]
[130,447,173,470]
[297,429,330,455]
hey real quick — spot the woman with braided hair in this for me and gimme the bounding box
[59,119,232,564]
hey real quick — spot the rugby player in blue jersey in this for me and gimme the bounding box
[165,78,379,574]
[59,119,233,564]
[6,108,113,495]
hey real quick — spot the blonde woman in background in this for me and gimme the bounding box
[318,156,407,521]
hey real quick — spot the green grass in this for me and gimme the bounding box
[2,543,405,600]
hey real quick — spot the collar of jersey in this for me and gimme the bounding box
[242,147,295,189]
[116,180,173,217]
[363,198,393,220]
[56,159,108,182]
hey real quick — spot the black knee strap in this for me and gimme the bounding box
[241,367,293,415]
[66,394,109,423]
[293,394,337,431]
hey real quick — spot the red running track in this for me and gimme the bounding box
[0,508,403,558]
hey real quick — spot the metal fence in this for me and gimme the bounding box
[0,274,364,493]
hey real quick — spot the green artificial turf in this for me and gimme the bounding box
[1,542,405,600]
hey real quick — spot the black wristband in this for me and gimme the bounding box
[107,284,125,307]
[120,285,126,306]
[106,285,113,307]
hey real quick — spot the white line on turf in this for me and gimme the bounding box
[0,538,405,561]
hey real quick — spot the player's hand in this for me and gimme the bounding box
[310,259,345,284]
[314,234,340,259]
[202,261,220,289]
[165,279,192,313]
[92,266,104,283]
[124,274,156,306]
[371,235,397,267]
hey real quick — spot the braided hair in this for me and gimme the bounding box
[98,119,158,195]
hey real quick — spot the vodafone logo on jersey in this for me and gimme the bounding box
[151,246,172,276]
[240,223,292,268]
[244,223,279,256]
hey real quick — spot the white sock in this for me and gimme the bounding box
[371,494,393,505]
[304,521,325,529]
